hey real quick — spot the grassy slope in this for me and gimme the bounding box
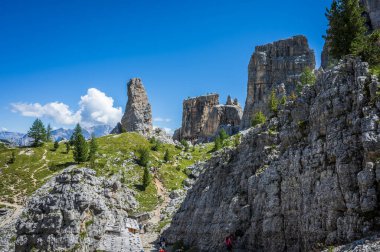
[0,133,213,212]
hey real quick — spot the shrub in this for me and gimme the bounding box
[218,129,229,141]
[251,111,266,127]
[180,140,190,152]
[280,95,287,105]
[150,137,161,151]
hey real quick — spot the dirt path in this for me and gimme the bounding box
[140,177,170,251]
[30,149,48,186]
[0,201,23,228]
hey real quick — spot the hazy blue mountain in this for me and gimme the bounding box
[0,125,113,146]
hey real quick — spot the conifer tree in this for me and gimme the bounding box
[27,119,47,147]
[142,166,151,190]
[53,141,59,151]
[46,124,52,142]
[72,124,88,163]
[324,0,367,59]
[65,142,70,154]
[269,89,279,113]
[88,134,98,162]
[164,149,171,162]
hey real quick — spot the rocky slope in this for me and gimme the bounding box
[164,57,380,251]
[13,167,141,251]
[241,35,315,129]
[113,78,153,135]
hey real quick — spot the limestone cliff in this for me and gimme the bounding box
[240,35,316,129]
[164,58,380,251]
[361,0,380,30]
[176,94,242,142]
[113,78,153,135]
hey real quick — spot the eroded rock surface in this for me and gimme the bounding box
[241,35,315,129]
[113,78,153,135]
[361,0,380,30]
[176,94,242,142]
[164,57,380,252]
[14,167,142,252]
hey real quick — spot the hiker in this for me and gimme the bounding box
[159,237,166,249]
[159,247,165,252]
[225,235,233,251]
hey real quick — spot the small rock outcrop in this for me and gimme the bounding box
[113,78,153,135]
[164,57,380,251]
[175,94,242,142]
[14,167,142,251]
[240,35,316,129]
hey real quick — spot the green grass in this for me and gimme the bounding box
[0,132,214,213]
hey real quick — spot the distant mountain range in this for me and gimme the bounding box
[0,125,113,147]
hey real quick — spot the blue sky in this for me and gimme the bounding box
[0,0,331,133]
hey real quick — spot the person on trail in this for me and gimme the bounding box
[159,237,166,249]
[225,235,233,251]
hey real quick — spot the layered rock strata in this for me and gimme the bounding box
[164,58,380,252]
[175,94,242,142]
[241,35,316,129]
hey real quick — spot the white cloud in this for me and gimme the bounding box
[11,88,122,127]
[77,88,122,127]
[153,117,171,123]
[11,102,79,125]
[1,127,7,131]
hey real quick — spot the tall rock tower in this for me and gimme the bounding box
[240,35,315,129]
[113,78,153,135]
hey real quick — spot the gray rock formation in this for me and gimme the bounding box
[164,57,380,251]
[14,167,142,251]
[361,0,380,30]
[176,94,242,142]
[113,78,153,135]
[240,35,316,129]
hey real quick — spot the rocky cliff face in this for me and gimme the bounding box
[14,167,142,252]
[241,35,316,129]
[176,94,242,142]
[361,0,380,30]
[113,78,152,135]
[164,58,380,251]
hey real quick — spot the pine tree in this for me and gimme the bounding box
[137,147,150,167]
[142,166,151,190]
[164,149,171,162]
[46,124,52,142]
[251,111,266,127]
[73,125,88,163]
[269,89,279,113]
[212,136,222,152]
[88,134,98,162]
[324,0,367,59]
[219,129,229,141]
[300,67,316,85]
[53,141,59,151]
[70,123,82,146]
[27,119,47,147]
[8,151,16,164]
[65,142,70,154]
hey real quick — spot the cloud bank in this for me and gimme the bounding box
[11,88,122,127]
